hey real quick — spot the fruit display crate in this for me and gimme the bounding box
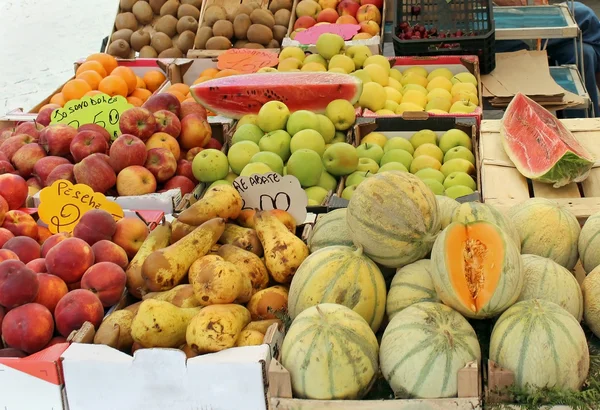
[361,56,483,126]
[392,0,495,74]
[187,0,294,58]
[479,118,600,224]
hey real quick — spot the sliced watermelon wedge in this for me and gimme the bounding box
[500,92,595,188]
[190,72,362,119]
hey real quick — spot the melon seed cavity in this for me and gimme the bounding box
[463,238,487,303]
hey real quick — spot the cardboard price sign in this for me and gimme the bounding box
[294,24,360,44]
[232,172,307,224]
[217,49,279,73]
[50,93,132,141]
[38,180,124,234]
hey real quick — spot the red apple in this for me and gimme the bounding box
[176,159,198,183]
[294,15,317,29]
[109,134,148,173]
[0,161,15,174]
[119,107,157,141]
[39,124,78,156]
[144,148,177,182]
[146,132,181,160]
[360,0,382,8]
[0,174,28,209]
[73,153,117,193]
[27,177,42,197]
[116,166,157,196]
[164,176,195,194]
[78,123,111,143]
[143,93,181,117]
[70,130,109,162]
[179,100,207,120]
[186,147,203,161]
[0,134,36,161]
[36,105,61,127]
[204,138,223,150]
[154,110,181,138]
[0,130,13,145]
[14,122,44,140]
[33,156,71,186]
[337,0,360,16]
[12,143,47,178]
[359,20,380,35]
[180,114,212,150]
[46,164,75,186]
[317,8,339,23]
[356,3,381,23]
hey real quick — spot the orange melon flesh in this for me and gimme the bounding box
[446,223,504,312]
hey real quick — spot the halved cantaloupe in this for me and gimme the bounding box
[431,221,524,318]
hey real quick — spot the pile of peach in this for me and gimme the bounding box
[0,206,150,357]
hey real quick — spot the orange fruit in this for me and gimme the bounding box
[143,70,166,93]
[168,83,190,95]
[84,90,103,97]
[98,75,129,97]
[86,53,118,75]
[76,61,107,78]
[127,96,144,107]
[76,70,103,90]
[136,76,146,89]
[168,90,186,102]
[214,69,240,78]
[193,76,213,85]
[62,79,93,101]
[200,68,219,78]
[50,93,66,107]
[131,88,152,102]
[112,66,137,94]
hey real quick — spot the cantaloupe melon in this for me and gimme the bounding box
[288,245,386,332]
[386,259,439,320]
[508,198,580,270]
[380,302,481,398]
[450,202,521,251]
[578,211,600,274]
[518,254,583,321]
[582,266,600,338]
[307,209,354,253]
[281,303,379,400]
[430,220,523,318]
[490,299,589,391]
[347,171,441,268]
[436,195,460,229]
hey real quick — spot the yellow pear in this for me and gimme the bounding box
[94,309,135,351]
[219,223,263,257]
[401,90,427,108]
[217,244,269,294]
[426,77,453,93]
[177,185,243,226]
[186,304,252,353]
[402,66,428,78]
[143,284,201,308]
[188,255,253,306]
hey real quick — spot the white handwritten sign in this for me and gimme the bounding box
[232,172,307,224]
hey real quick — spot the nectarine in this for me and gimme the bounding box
[0,260,39,308]
[1,303,54,354]
[73,209,117,245]
[45,237,95,284]
[3,236,41,264]
[54,289,104,337]
[34,272,68,313]
[112,217,149,259]
[81,262,127,307]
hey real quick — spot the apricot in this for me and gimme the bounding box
[41,232,70,257]
[54,289,104,337]
[0,260,39,308]
[73,209,117,245]
[45,237,95,284]
[81,262,127,307]
[3,236,41,264]
[1,303,54,353]
[34,273,68,313]
[91,240,128,269]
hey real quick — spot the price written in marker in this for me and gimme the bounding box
[50,93,132,141]
[38,179,124,234]
[294,24,361,44]
[217,49,279,73]
[232,172,307,224]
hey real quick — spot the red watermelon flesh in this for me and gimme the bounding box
[190,72,363,119]
[500,92,594,188]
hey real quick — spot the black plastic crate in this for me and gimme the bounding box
[393,0,496,74]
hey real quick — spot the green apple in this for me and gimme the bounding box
[443,171,476,191]
[345,45,372,69]
[283,166,287,175]
[363,55,390,74]
[279,46,306,62]
[440,159,475,177]
[316,33,344,60]
[236,114,258,129]
[259,129,292,161]
[443,146,475,164]
[208,179,231,190]
[317,171,338,191]
[445,185,474,199]
[331,132,346,143]
[449,101,477,114]
[380,149,413,170]
[359,82,386,111]
[325,99,356,131]
[240,162,272,177]
[286,110,320,136]
[414,143,443,163]
[192,149,229,182]
[422,179,445,195]
[346,170,372,186]
[322,142,358,176]
[409,155,442,174]
[303,53,327,67]
[383,137,414,154]
[250,151,284,174]
[356,157,379,173]
[328,55,355,74]
[305,186,329,204]
[351,69,372,84]
[227,140,260,175]
[414,168,445,184]
[225,171,238,183]
[341,185,357,200]
[451,72,478,86]
[231,124,264,145]
[316,114,336,143]
[438,129,472,153]
[356,143,384,164]
[286,149,323,187]
[384,100,399,112]
[290,129,326,156]
[378,162,408,173]
[410,129,437,149]
[308,199,320,206]
[257,101,290,132]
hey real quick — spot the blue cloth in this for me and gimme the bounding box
[496,2,600,117]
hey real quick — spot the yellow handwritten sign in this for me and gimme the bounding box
[50,93,132,141]
[38,179,124,234]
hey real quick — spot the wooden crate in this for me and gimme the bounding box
[479,118,600,223]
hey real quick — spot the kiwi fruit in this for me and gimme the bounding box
[155,15,178,37]
[112,28,134,44]
[133,2,154,24]
[115,12,139,31]
[177,4,200,19]
[119,0,137,12]
[250,9,275,29]
[151,32,173,53]
[243,43,265,49]
[160,0,180,16]
[204,5,227,26]
[206,36,233,50]
[268,0,292,13]
[140,45,159,57]
[234,40,249,48]
[176,16,198,34]
[158,47,184,58]
[149,0,168,14]
[212,20,234,40]
[274,9,291,27]
[175,30,195,53]
[229,4,253,21]
[247,24,273,46]
[243,0,261,10]
[267,39,280,48]
[107,39,132,58]
[172,33,180,43]
[195,26,213,49]
[131,29,152,51]
[233,14,251,40]
[272,25,287,43]
[182,0,202,7]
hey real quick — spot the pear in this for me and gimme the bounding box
[94,309,135,351]
[188,255,252,306]
[186,304,251,353]
[254,211,309,283]
[218,223,263,257]
[177,185,243,226]
[236,329,265,346]
[217,244,269,294]
[142,284,201,308]
[170,219,196,243]
[244,319,282,334]
[142,218,226,292]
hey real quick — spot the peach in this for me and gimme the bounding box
[176,159,198,183]
[1,303,54,353]
[78,123,111,143]
[146,132,181,160]
[41,232,70,257]
[145,148,177,182]
[356,3,381,23]
[116,165,157,196]
[12,143,46,178]
[0,305,4,337]
[67,281,81,290]
[0,195,7,226]
[0,249,19,262]
[359,20,380,35]
[34,273,68,313]
[2,210,39,239]
[45,237,95,284]
[0,227,14,248]
[180,114,212,150]
[73,209,117,245]
[294,15,317,29]
[33,156,71,186]
[179,100,207,121]
[0,174,28,209]
[164,176,196,195]
[112,217,149,259]
[154,110,181,138]
[81,262,126,307]
[70,130,109,162]
[186,147,203,161]
[39,124,77,157]
[14,122,44,140]
[46,163,75,187]
[317,8,339,23]
[26,258,47,273]
[109,134,148,173]
[0,134,36,161]
[143,93,181,117]
[37,226,53,245]
[3,236,41,264]
[336,15,358,23]
[91,240,128,269]
[54,289,104,337]
[73,153,117,194]
[0,260,39,308]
